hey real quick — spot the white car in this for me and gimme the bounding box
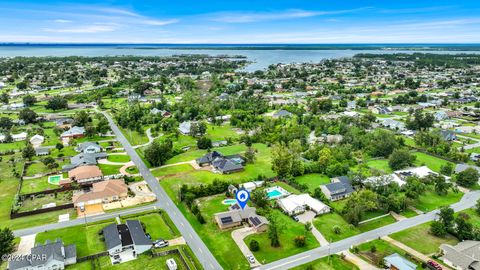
[247,255,255,264]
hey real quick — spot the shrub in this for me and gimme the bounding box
[333,225,342,235]
[294,235,306,247]
[249,240,260,252]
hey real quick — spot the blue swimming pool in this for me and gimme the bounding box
[222,199,237,205]
[267,190,282,198]
[265,186,290,199]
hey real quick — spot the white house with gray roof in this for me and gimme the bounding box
[441,241,480,270]
[8,239,76,270]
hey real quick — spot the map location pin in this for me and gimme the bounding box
[235,189,250,210]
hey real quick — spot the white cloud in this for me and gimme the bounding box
[53,19,72,23]
[42,24,117,33]
[140,19,179,26]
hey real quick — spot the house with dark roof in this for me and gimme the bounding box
[62,152,107,171]
[196,151,245,174]
[320,176,354,201]
[441,241,480,270]
[272,109,293,119]
[214,204,268,232]
[439,129,457,141]
[8,239,76,270]
[76,142,102,154]
[102,220,152,264]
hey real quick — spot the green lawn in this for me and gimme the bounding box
[97,164,123,175]
[0,140,26,152]
[20,176,59,194]
[206,123,240,141]
[314,213,360,242]
[119,126,150,146]
[390,222,458,255]
[413,152,453,173]
[355,239,415,268]
[413,189,463,212]
[69,253,189,270]
[357,215,396,233]
[244,210,320,264]
[400,208,418,218]
[120,212,179,240]
[165,143,250,165]
[295,173,331,192]
[19,192,72,212]
[152,164,195,177]
[106,154,131,163]
[36,221,112,257]
[290,254,358,270]
[366,159,392,173]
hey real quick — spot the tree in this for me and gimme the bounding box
[343,190,378,226]
[251,189,268,208]
[22,143,35,160]
[133,82,152,95]
[433,175,452,195]
[0,117,13,130]
[455,216,473,240]
[196,137,212,149]
[267,214,283,247]
[249,240,260,252]
[46,96,68,111]
[369,130,399,157]
[440,163,454,176]
[19,108,37,124]
[271,142,293,178]
[73,111,90,126]
[55,143,64,150]
[457,168,480,187]
[476,199,480,215]
[294,235,306,247]
[304,222,312,232]
[22,95,37,107]
[144,140,173,167]
[388,149,416,170]
[244,147,257,164]
[430,220,447,237]
[406,111,434,131]
[190,121,207,137]
[0,228,15,258]
[96,117,110,135]
[438,206,455,230]
[16,81,28,90]
[332,225,342,235]
[0,93,8,104]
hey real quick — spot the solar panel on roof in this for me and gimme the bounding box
[249,217,261,226]
[220,217,233,224]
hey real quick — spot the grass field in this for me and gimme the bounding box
[390,222,458,255]
[413,152,453,173]
[206,123,240,141]
[245,210,320,264]
[97,164,123,175]
[355,239,413,267]
[295,173,331,192]
[106,154,131,163]
[20,176,59,194]
[290,254,358,270]
[314,213,360,242]
[357,215,396,233]
[366,159,392,173]
[413,189,463,212]
[67,253,189,270]
[119,126,150,146]
[36,221,112,257]
[120,212,180,240]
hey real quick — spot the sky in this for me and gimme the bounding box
[1,0,480,43]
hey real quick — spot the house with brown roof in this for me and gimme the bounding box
[213,203,268,232]
[60,165,103,186]
[72,179,128,207]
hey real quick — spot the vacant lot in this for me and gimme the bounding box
[291,254,358,270]
[295,173,330,192]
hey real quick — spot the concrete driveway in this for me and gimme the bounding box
[15,234,36,255]
[231,227,262,267]
[296,211,329,246]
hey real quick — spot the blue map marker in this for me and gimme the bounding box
[235,189,250,209]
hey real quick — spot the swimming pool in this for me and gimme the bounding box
[265,186,290,200]
[48,175,62,185]
[222,199,237,205]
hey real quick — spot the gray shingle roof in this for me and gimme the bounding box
[126,220,152,246]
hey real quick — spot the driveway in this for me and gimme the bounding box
[15,234,36,255]
[231,227,261,267]
[342,250,381,270]
[296,211,329,246]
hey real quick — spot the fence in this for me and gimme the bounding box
[152,248,191,270]
[76,251,109,263]
[10,203,74,219]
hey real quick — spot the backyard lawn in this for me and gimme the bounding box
[20,176,59,194]
[291,254,358,270]
[366,159,392,173]
[244,210,320,264]
[68,253,189,270]
[19,192,72,212]
[295,173,330,192]
[120,211,180,240]
[354,239,416,268]
[206,123,240,141]
[357,215,396,233]
[413,152,453,173]
[36,221,113,257]
[390,222,458,255]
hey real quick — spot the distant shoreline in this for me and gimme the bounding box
[1,43,480,51]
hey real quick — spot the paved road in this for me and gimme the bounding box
[256,190,480,270]
[101,112,221,270]
[15,112,222,270]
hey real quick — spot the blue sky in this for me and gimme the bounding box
[1,0,480,43]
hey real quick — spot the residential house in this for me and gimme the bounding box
[379,118,406,131]
[196,151,245,174]
[61,126,85,139]
[394,166,438,180]
[76,142,102,154]
[239,181,264,192]
[72,179,128,207]
[272,109,293,119]
[384,253,417,270]
[214,204,269,232]
[320,176,354,201]
[55,118,74,128]
[8,239,76,270]
[35,147,50,156]
[103,220,152,264]
[471,153,480,162]
[61,165,103,186]
[277,194,330,216]
[178,121,194,135]
[364,174,406,187]
[434,111,449,121]
[455,164,480,174]
[11,132,28,142]
[371,106,391,115]
[440,241,480,270]
[30,134,45,147]
[439,130,457,141]
[62,152,107,171]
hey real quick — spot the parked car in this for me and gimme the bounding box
[153,239,169,248]
[427,260,442,270]
[247,255,255,264]
[293,216,299,222]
